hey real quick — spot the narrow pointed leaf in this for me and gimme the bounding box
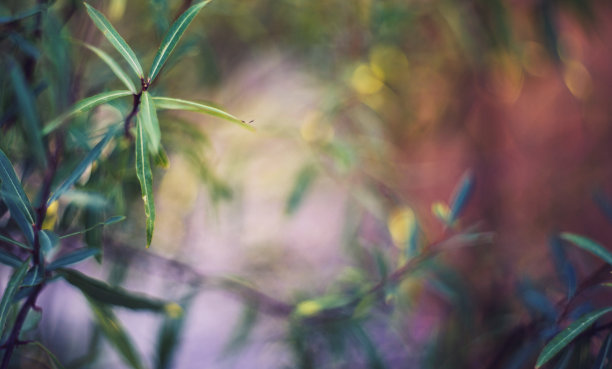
[87,299,144,369]
[135,115,155,247]
[0,250,23,268]
[43,90,132,135]
[27,342,67,369]
[59,268,167,311]
[153,96,253,131]
[48,248,100,271]
[83,3,143,78]
[49,125,119,204]
[60,215,125,239]
[0,149,35,244]
[560,233,612,266]
[9,59,46,167]
[593,333,612,369]
[148,0,211,83]
[0,259,30,334]
[139,91,161,154]
[448,170,474,223]
[535,307,612,368]
[0,234,30,250]
[285,165,317,215]
[153,146,170,169]
[82,43,137,93]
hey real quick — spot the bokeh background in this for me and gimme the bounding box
[3,0,612,368]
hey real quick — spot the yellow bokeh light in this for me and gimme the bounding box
[300,111,334,143]
[563,60,592,99]
[351,64,384,95]
[388,207,416,247]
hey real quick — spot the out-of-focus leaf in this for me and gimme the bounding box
[553,345,575,369]
[155,295,193,369]
[221,303,258,357]
[448,170,474,224]
[60,215,125,239]
[84,208,103,262]
[135,114,155,247]
[0,234,29,250]
[9,59,46,167]
[351,324,388,369]
[43,90,132,135]
[593,191,612,224]
[153,96,253,131]
[593,333,612,369]
[560,233,612,266]
[518,279,557,321]
[148,0,211,83]
[83,3,144,78]
[285,165,317,215]
[49,125,119,204]
[40,230,60,260]
[139,91,161,154]
[0,149,35,244]
[431,201,450,225]
[87,299,144,369]
[0,249,22,268]
[20,308,42,337]
[59,268,167,311]
[549,235,576,299]
[0,6,45,24]
[81,43,138,93]
[0,259,30,334]
[23,265,44,287]
[48,248,100,271]
[535,307,612,368]
[27,341,67,369]
[153,146,170,169]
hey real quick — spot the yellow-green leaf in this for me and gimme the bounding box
[84,3,144,78]
[148,0,211,83]
[135,114,155,247]
[138,91,161,154]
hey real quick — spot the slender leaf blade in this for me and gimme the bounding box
[560,233,612,266]
[139,91,161,154]
[0,259,30,334]
[593,333,612,369]
[535,307,612,368]
[83,3,144,78]
[148,0,211,83]
[448,170,474,224]
[87,299,144,369]
[0,250,22,268]
[49,125,119,204]
[59,268,167,311]
[135,114,155,247]
[0,149,35,244]
[43,90,132,135]
[48,248,100,271]
[153,96,254,131]
[285,165,317,215]
[60,215,125,239]
[27,342,67,369]
[82,43,137,93]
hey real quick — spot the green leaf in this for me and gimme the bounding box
[448,169,474,224]
[155,295,194,369]
[135,114,155,247]
[9,59,46,167]
[83,3,144,78]
[285,165,317,215]
[60,215,125,239]
[48,248,101,271]
[26,341,67,369]
[81,42,138,93]
[59,268,167,311]
[0,149,35,244]
[535,307,612,368]
[139,91,162,154]
[153,96,254,131]
[0,234,30,250]
[153,146,170,169]
[43,90,132,135]
[0,249,23,268]
[560,233,612,266]
[148,0,211,83]
[87,299,144,369]
[0,259,30,335]
[593,333,612,369]
[221,303,258,357]
[49,125,120,204]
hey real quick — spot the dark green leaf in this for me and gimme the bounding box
[448,169,474,224]
[0,6,45,24]
[83,3,144,78]
[43,90,132,135]
[87,299,144,369]
[148,0,211,83]
[153,96,254,131]
[221,303,258,357]
[285,165,317,215]
[0,234,29,250]
[40,230,60,258]
[560,233,612,266]
[49,125,119,204]
[9,59,46,167]
[153,146,170,169]
[59,268,167,311]
[0,149,35,244]
[81,43,137,94]
[135,114,155,247]
[48,248,100,271]
[0,250,22,268]
[155,294,194,369]
[139,91,161,154]
[27,341,67,369]
[22,265,43,287]
[592,333,612,369]
[0,259,30,335]
[535,307,612,368]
